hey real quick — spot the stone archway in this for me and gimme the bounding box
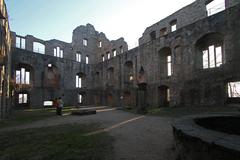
[107,94,114,106]
[123,91,132,107]
[158,86,170,107]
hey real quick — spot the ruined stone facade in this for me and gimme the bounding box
[10,0,240,109]
[0,0,11,119]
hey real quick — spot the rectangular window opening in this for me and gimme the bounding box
[107,52,110,59]
[99,41,102,48]
[16,68,30,85]
[113,50,117,57]
[76,75,82,88]
[202,44,223,69]
[102,55,105,62]
[167,89,170,102]
[86,56,89,64]
[16,70,21,84]
[209,45,215,68]
[203,50,209,69]
[18,93,28,104]
[76,53,81,62]
[167,56,172,77]
[78,94,83,103]
[16,36,26,49]
[44,101,53,106]
[228,82,240,98]
[33,42,45,54]
[206,0,225,16]
[83,39,88,46]
[120,46,124,54]
[170,20,177,32]
[216,46,223,67]
[54,47,64,58]
[54,48,57,57]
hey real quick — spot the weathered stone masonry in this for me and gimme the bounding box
[0,0,11,119]
[10,0,240,108]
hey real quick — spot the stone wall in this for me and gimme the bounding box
[173,115,240,160]
[139,4,240,107]
[0,0,11,119]
[11,24,130,108]
[139,0,240,45]
[10,1,240,108]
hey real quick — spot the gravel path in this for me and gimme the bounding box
[0,109,177,160]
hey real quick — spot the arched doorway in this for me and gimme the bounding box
[123,91,132,107]
[94,94,101,106]
[158,86,170,107]
[107,93,113,106]
[124,61,134,83]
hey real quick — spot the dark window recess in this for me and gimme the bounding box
[150,31,156,40]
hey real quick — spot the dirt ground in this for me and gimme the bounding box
[0,109,177,160]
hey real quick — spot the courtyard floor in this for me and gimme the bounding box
[0,107,177,160]
[0,105,238,160]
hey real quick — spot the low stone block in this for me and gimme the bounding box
[71,109,97,116]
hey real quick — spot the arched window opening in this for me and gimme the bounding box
[124,61,134,83]
[15,64,32,85]
[196,32,224,69]
[86,56,89,64]
[159,47,172,78]
[120,46,124,54]
[76,52,81,62]
[83,38,88,46]
[76,73,86,89]
[54,47,63,58]
[107,52,111,60]
[113,49,117,57]
[76,75,82,88]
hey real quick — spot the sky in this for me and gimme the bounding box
[5,0,195,49]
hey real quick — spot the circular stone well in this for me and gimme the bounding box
[172,114,240,160]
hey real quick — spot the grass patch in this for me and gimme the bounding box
[0,107,79,129]
[147,105,239,118]
[0,124,113,160]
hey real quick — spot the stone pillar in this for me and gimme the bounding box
[137,83,147,114]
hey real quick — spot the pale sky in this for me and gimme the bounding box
[6,0,195,49]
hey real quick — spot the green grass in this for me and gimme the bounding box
[0,107,79,129]
[147,105,239,118]
[0,124,114,160]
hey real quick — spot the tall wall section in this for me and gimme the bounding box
[10,0,240,108]
[0,0,11,119]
